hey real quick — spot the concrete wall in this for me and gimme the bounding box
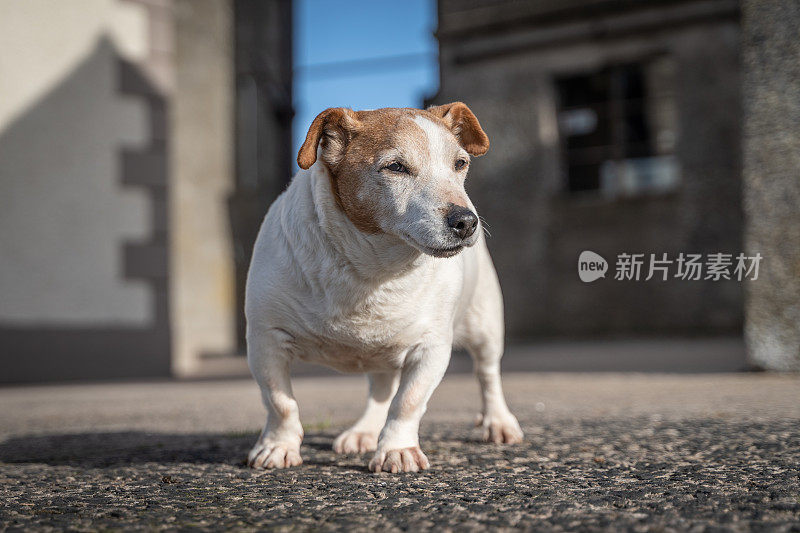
[0,0,152,325]
[0,0,174,382]
[170,0,237,375]
[742,0,800,370]
[432,0,743,340]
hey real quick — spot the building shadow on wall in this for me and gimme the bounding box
[0,36,170,383]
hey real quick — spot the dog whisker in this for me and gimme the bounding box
[478,215,492,238]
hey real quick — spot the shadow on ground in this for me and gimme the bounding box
[0,431,355,468]
[0,431,258,468]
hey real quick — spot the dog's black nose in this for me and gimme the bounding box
[446,205,479,240]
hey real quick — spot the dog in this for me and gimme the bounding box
[245,102,522,474]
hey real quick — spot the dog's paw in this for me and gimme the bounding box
[369,446,430,473]
[247,441,302,469]
[333,429,378,454]
[476,411,524,444]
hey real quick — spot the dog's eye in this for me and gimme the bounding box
[455,159,468,171]
[385,162,408,173]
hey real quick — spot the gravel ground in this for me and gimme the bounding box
[1,372,799,531]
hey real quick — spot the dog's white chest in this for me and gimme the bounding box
[291,275,450,372]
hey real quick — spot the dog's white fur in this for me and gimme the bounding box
[246,105,522,473]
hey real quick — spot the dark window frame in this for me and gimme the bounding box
[555,55,678,199]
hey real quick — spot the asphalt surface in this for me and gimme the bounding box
[1,371,799,531]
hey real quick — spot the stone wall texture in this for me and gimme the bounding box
[742,0,800,370]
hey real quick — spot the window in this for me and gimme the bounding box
[556,57,678,198]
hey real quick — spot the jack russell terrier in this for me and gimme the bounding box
[245,103,522,474]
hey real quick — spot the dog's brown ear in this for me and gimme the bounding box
[297,107,359,169]
[427,102,490,156]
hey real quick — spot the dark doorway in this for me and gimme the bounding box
[229,0,294,353]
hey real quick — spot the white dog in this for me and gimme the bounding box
[245,103,522,474]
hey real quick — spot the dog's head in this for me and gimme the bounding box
[297,103,490,258]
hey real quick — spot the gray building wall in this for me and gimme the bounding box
[0,0,172,382]
[431,0,743,340]
[170,0,237,376]
[742,0,800,370]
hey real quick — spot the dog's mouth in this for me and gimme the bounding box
[401,233,465,258]
[420,243,464,258]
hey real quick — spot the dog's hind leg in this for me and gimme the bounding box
[457,247,523,444]
[246,328,304,469]
[464,335,523,444]
[333,371,400,454]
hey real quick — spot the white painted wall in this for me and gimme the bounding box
[0,0,153,325]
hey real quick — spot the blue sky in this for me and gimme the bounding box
[293,0,438,166]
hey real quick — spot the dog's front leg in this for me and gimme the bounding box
[247,331,303,469]
[334,371,400,454]
[369,344,450,473]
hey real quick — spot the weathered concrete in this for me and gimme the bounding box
[1,371,798,530]
[170,0,237,376]
[742,0,800,371]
